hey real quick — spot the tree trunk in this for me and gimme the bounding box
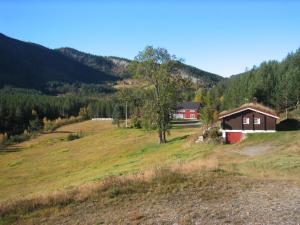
[162,131,166,143]
[158,130,163,144]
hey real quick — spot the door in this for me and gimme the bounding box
[226,132,242,144]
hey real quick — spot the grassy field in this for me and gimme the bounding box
[0,120,213,202]
[215,131,300,180]
[0,120,300,224]
[1,120,300,203]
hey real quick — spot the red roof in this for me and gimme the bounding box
[219,103,279,119]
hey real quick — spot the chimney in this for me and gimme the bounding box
[253,97,258,104]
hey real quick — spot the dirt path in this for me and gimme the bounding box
[22,178,300,225]
[238,143,275,156]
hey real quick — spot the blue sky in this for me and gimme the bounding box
[0,0,300,77]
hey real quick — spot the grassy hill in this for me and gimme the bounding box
[0,121,205,202]
[0,33,117,91]
[0,120,300,224]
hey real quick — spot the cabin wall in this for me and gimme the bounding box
[222,109,276,131]
[266,116,276,130]
[222,112,243,130]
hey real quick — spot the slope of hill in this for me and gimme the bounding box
[0,33,117,91]
[210,48,300,111]
[176,62,223,87]
[57,47,131,78]
[0,120,300,224]
[57,47,224,87]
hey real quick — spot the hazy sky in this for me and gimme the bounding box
[1,0,300,77]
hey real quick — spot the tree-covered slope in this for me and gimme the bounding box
[0,33,117,91]
[175,62,223,87]
[57,47,223,87]
[56,47,131,78]
[210,49,300,111]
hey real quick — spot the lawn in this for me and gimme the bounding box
[1,120,299,204]
[216,131,300,180]
[0,120,212,203]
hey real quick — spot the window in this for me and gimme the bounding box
[243,117,249,125]
[190,114,195,119]
[254,118,261,125]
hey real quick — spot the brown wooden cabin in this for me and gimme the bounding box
[219,103,279,144]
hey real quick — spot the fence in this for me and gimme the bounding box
[91,118,113,121]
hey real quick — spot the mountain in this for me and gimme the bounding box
[0,33,117,91]
[0,33,223,93]
[57,47,131,78]
[175,63,223,87]
[57,47,223,87]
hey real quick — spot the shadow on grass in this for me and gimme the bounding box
[0,146,22,154]
[42,130,73,134]
[167,135,189,143]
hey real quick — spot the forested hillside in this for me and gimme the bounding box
[209,49,300,112]
[57,47,223,87]
[0,87,115,136]
[56,48,131,78]
[0,33,116,91]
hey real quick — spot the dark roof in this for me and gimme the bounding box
[176,102,201,110]
[219,103,278,119]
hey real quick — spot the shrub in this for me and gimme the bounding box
[4,133,32,145]
[67,134,79,141]
[66,131,84,141]
[0,133,8,145]
[203,127,223,144]
[43,116,85,132]
[131,115,142,129]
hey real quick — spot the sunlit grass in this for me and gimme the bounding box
[0,120,209,202]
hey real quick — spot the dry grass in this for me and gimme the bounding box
[0,120,208,203]
[0,165,237,224]
[1,120,300,224]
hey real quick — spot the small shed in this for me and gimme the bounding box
[219,103,279,143]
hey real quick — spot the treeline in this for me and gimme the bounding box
[207,48,300,112]
[46,81,115,96]
[0,87,116,136]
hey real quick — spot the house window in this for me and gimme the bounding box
[190,114,195,119]
[243,117,250,124]
[254,118,261,125]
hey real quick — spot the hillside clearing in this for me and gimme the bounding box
[0,120,300,224]
[0,120,209,202]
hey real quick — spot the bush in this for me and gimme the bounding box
[0,133,8,145]
[276,119,300,131]
[4,133,32,145]
[66,131,83,141]
[43,116,84,132]
[203,127,223,144]
[131,115,142,129]
[67,134,80,141]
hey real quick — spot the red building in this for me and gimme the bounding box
[219,103,279,144]
[173,102,201,120]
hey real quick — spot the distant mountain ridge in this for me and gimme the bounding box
[57,47,224,87]
[0,33,223,92]
[56,47,131,78]
[0,33,116,91]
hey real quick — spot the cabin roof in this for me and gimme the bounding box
[176,102,201,110]
[219,103,279,119]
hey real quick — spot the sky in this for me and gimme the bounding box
[0,0,300,77]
